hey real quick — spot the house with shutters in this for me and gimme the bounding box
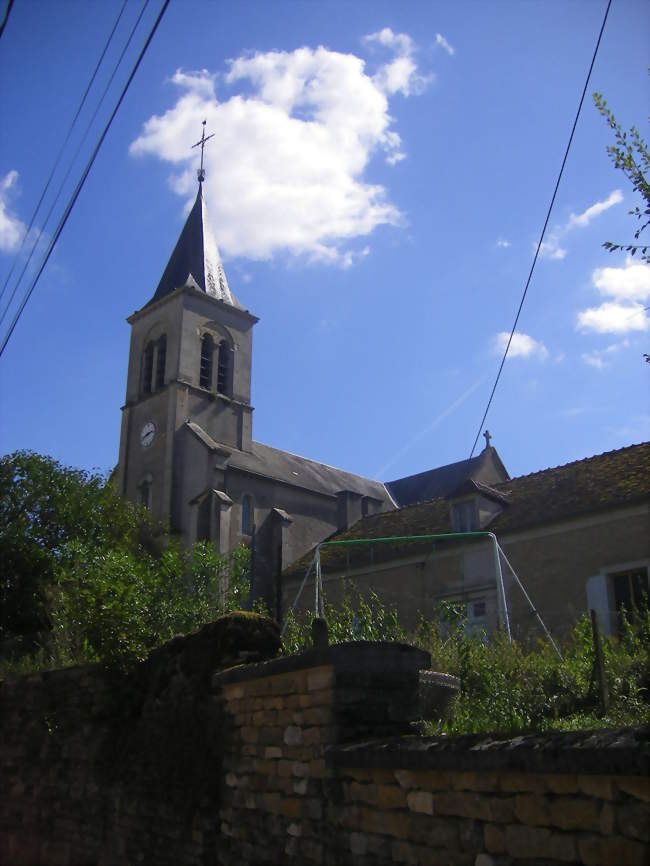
[283,442,650,641]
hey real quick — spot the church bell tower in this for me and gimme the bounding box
[116,127,258,537]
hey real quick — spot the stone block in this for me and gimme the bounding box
[483,822,506,854]
[548,796,600,832]
[514,793,550,826]
[407,790,434,815]
[616,801,650,842]
[283,726,303,746]
[579,833,649,866]
[279,798,301,819]
[616,775,650,803]
[293,778,308,795]
[350,832,368,855]
[376,784,407,810]
[577,774,615,801]
[391,839,419,864]
[307,667,335,692]
[265,746,283,760]
[292,761,310,778]
[498,772,546,794]
[600,801,616,835]
[505,824,578,862]
[434,791,514,824]
[452,772,499,793]
[543,774,579,795]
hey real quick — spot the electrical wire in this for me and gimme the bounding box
[0,0,129,315]
[0,0,149,331]
[0,0,15,43]
[0,0,170,359]
[467,0,613,460]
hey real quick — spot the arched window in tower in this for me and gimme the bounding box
[139,478,152,510]
[155,335,167,390]
[141,342,154,394]
[199,334,214,389]
[217,340,231,395]
[241,494,253,536]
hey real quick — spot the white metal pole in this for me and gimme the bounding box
[315,547,321,617]
[490,533,511,642]
[497,543,563,660]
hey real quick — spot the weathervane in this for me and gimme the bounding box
[192,120,214,183]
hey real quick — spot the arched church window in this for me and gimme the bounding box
[139,478,152,510]
[155,335,167,390]
[242,494,253,536]
[141,342,154,394]
[199,334,214,388]
[217,340,231,395]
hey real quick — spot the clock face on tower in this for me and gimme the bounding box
[140,421,156,448]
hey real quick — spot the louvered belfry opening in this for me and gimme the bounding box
[200,334,214,389]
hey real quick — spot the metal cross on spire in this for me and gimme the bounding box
[483,429,492,449]
[192,120,214,183]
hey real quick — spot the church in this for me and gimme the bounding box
[116,162,508,615]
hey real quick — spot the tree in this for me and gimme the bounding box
[593,91,650,262]
[0,451,250,668]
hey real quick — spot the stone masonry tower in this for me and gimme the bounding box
[116,179,258,537]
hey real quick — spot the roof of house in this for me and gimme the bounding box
[386,446,509,506]
[147,183,243,309]
[284,441,650,578]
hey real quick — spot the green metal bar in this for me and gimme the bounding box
[320,531,491,549]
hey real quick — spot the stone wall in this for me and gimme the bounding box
[1,619,648,866]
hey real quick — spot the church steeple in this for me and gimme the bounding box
[147,183,242,309]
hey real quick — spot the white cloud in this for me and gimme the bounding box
[539,237,567,260]
[435,33,455,56]
[494,330,549,360]
[539,189,622,261]
[581,340,629,369]
[577,259,650,334]
[577,301,648,334]
[568,189,623,229]
[131,36,430,265]
[0,170,26,253]
[592,258,650,301]
[496,238,511,248]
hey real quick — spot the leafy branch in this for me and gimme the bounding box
[593,90,650,262]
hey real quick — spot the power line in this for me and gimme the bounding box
[0,0,15,44]
[0,0,170,359]
[0,0,148,331]
[0,0,129,315]
[467,0,613,460]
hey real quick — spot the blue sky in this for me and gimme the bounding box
[0,0,648,484]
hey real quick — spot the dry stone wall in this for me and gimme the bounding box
[1,616,648,866]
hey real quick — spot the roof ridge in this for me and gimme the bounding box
[252,439,385,486]
[495,441,650,488]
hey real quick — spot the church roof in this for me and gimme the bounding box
[230,440,394,503]
[386,446,509,507]
[147,184,243,309]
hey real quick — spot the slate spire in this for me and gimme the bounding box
[147,182,242,309]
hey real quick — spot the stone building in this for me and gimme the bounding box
[283,442,650,641]
[116,179,396,612]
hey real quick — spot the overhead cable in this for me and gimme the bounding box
[467,0,613,460]
[0,0,170,359]
[0,0,15,43]
[0,0,129,315]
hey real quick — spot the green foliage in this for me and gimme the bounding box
[283,589,649,734]
[281,585,406,655]
[593,90,650,262]
[1,450,251,671]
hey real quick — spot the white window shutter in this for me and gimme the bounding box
[586,574,612,636]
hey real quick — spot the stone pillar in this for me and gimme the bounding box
[212,641,430,864]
